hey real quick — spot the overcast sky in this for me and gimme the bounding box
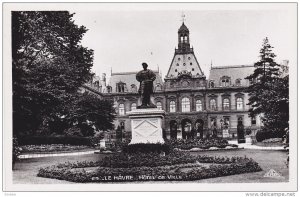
[70,3,296,81]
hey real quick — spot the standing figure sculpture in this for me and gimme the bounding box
[136,63,156,108]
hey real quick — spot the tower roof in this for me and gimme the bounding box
[178,22,189,33]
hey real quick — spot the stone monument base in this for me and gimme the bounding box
[127,108,165,144]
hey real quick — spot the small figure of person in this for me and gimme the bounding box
[136,63,156,108]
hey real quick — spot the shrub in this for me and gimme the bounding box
[63,127,83,137]
[18,136,95,146]
[122,143,171,154]
[13,137,22,168]
[165,138,229,150]
[256,130,270,142]
[98,151,196,168]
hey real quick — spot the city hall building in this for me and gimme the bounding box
[83,22,265,141]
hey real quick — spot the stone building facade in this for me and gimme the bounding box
[83,22,266,141]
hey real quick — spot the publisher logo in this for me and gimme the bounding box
[264,169,284,179]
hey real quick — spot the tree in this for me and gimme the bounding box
[65,93,116,136]
[12,11,94,136]
[245,37,289,136]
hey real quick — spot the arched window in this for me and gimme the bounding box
[210,99,217,111]
[210,81,215,88]
[181,97,190,112]
[131,103,136,111]
[118,103,125,116]
[236,97,243,110]
[223,98,230,110]
[170,101,176,113]
[196,99,202,112]
[235,79,241,86]
[184,35,188,43]
[156,101,162,110]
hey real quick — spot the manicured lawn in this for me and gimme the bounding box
[13,149,288,184]
[190,149,289,183]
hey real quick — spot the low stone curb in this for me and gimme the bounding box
[18,150,95,159]
[238,146,286,150]
[176,147,243,152]
[228,141,286,150]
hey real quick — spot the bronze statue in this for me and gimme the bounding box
[136,63,156,108]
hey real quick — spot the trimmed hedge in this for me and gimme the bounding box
[20,144,91,153]
[166,138,231,150]
[37,153,262,182]
[98,152,196,168]
[122,143,171,154]
[18,136,97,146]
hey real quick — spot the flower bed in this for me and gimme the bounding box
[37,151,262,182]
[166,138,238,150]
[20,144,93,154]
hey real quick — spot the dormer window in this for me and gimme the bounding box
[155,83,162,91]
[107,86,112,93]
[178,58,181,61]
[131,84,137,92]
[236,79,241,86]
[188,57,191,60]
[220,76,231,87]
[117,82,126,93]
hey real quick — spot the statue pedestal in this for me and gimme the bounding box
[127,108,165,144]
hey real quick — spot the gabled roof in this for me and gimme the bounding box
[208,65,255,87]
[107,70,163,93]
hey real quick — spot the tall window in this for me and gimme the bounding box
[156,101,162,110]
[181,97,190,112]
[236,97,243,110]
[210,81,215,88]
[118,103,125,116]
[210,99,217,111]
[170,101,176,112]
[196,99,202,112]
[223,98,230,110]
[131,103,136,111]
[236,79,241,86]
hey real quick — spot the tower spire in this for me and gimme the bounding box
[181,12,186,23]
